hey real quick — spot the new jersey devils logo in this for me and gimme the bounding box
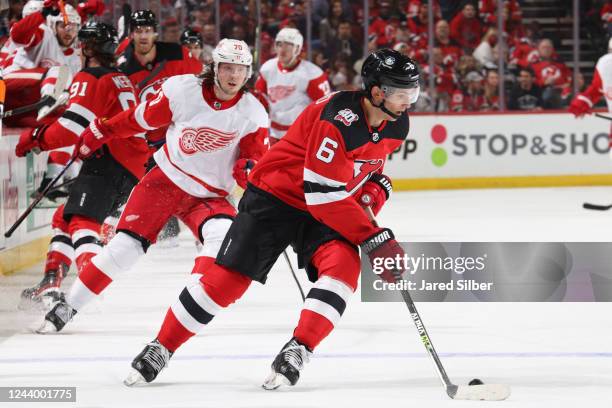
[345,159,384,194]
[179,127,238,155]
[268,85,296,102]
[334,108,359,126]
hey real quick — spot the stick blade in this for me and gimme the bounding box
[583,203,612,211]
[448,384,511,401]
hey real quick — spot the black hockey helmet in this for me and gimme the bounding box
[130,10,157,32]
[78,21,118,57]
[361,49,420,118]
[181,28,202,46]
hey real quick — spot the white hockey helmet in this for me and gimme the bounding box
[275,27,303,62]
[47,4,81,35]
[212,38,253,85]
[22,0,44,17]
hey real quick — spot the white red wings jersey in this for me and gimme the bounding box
[576,53,612,113]
[255,57,330,139]
[118,42,204,146]
[38,67,149,179]
[99,74,269,198]
[3,11,81,75]
[249,91,409,245]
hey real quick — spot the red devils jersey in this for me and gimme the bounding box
[249,91,409,245]
[119,42,203,146]
[39,66,149,179]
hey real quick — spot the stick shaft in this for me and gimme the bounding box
[282,250,306,301]
[4,157,76,238]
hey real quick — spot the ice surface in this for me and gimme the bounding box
[1,187,611,407]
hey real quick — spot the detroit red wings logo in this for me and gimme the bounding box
[268,85,296,102]
[179,127,238,155]
[334,108,359,126]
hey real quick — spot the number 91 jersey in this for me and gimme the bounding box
[46,67,150,179]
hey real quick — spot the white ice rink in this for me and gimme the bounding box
[1,187,611,408]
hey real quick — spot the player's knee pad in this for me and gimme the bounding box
[198,264,252,308]
[91,231,145,279]
[311,240,361,290]
[198,217,232,256]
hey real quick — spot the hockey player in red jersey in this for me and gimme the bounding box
[120,49,418,387]
[15,21,149,309]
[569,38,612,119]
[2,0,82,126]
[36,39,269,335]
[255,27,330,144]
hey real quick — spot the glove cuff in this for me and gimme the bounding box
[360,228,395,254]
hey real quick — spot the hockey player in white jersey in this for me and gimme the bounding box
[37,39,269,337]
[569,38,612,121]
[2,0,81,125]
[255,27,330,144]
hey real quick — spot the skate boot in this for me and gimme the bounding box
[36,301,77,334]
[19,266,68,311]
[262,337,312,390]
[124,339,173,386]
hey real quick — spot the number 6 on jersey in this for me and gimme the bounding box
[316,137,338,163]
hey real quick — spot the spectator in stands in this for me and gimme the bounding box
[326,20,361,65]
[450,0,482,52]
[319,0,348,48]
[480,0,522,26]
[456,54,480,79]
[451,70,485,112]
[434,19,462,68]
[530,38,571,108]
[162,18,181,44]
[483,69,501,110]
[601,0,612,35]
[507,67,544,111]
[422,46,458,111]
[329,53,356,91]
[369,0,404,47]
[473,27,498,66]
[191,4,214,27]
[406,2,429,49]
[403,0,441,20]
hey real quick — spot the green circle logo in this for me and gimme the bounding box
[431,147,448,167]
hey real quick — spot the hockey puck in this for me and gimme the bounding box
[469,378,484,386]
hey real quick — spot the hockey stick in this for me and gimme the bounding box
[365,206,511,401]
[1,95,52,119]
[282,250,306,301]
[4,157,77,238]
[582,202,612,211]
[595,113,612,121]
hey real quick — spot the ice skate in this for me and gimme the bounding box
[124,339,173,386]
[36,301,77,334]
[262,337,311,390]
[19,267,67,311]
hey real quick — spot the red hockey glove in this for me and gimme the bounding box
[77,0,105,18]
[361,228,405,284]
[42,0,60,17]
[357,173,392,216]
[15,126,47,157]
[232,158,256,189]
[75,118,111,159]
[568,96,591,118]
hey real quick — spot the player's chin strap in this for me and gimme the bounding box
[369,96,400,120]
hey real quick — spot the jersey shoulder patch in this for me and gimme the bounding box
[319,91,409,151]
